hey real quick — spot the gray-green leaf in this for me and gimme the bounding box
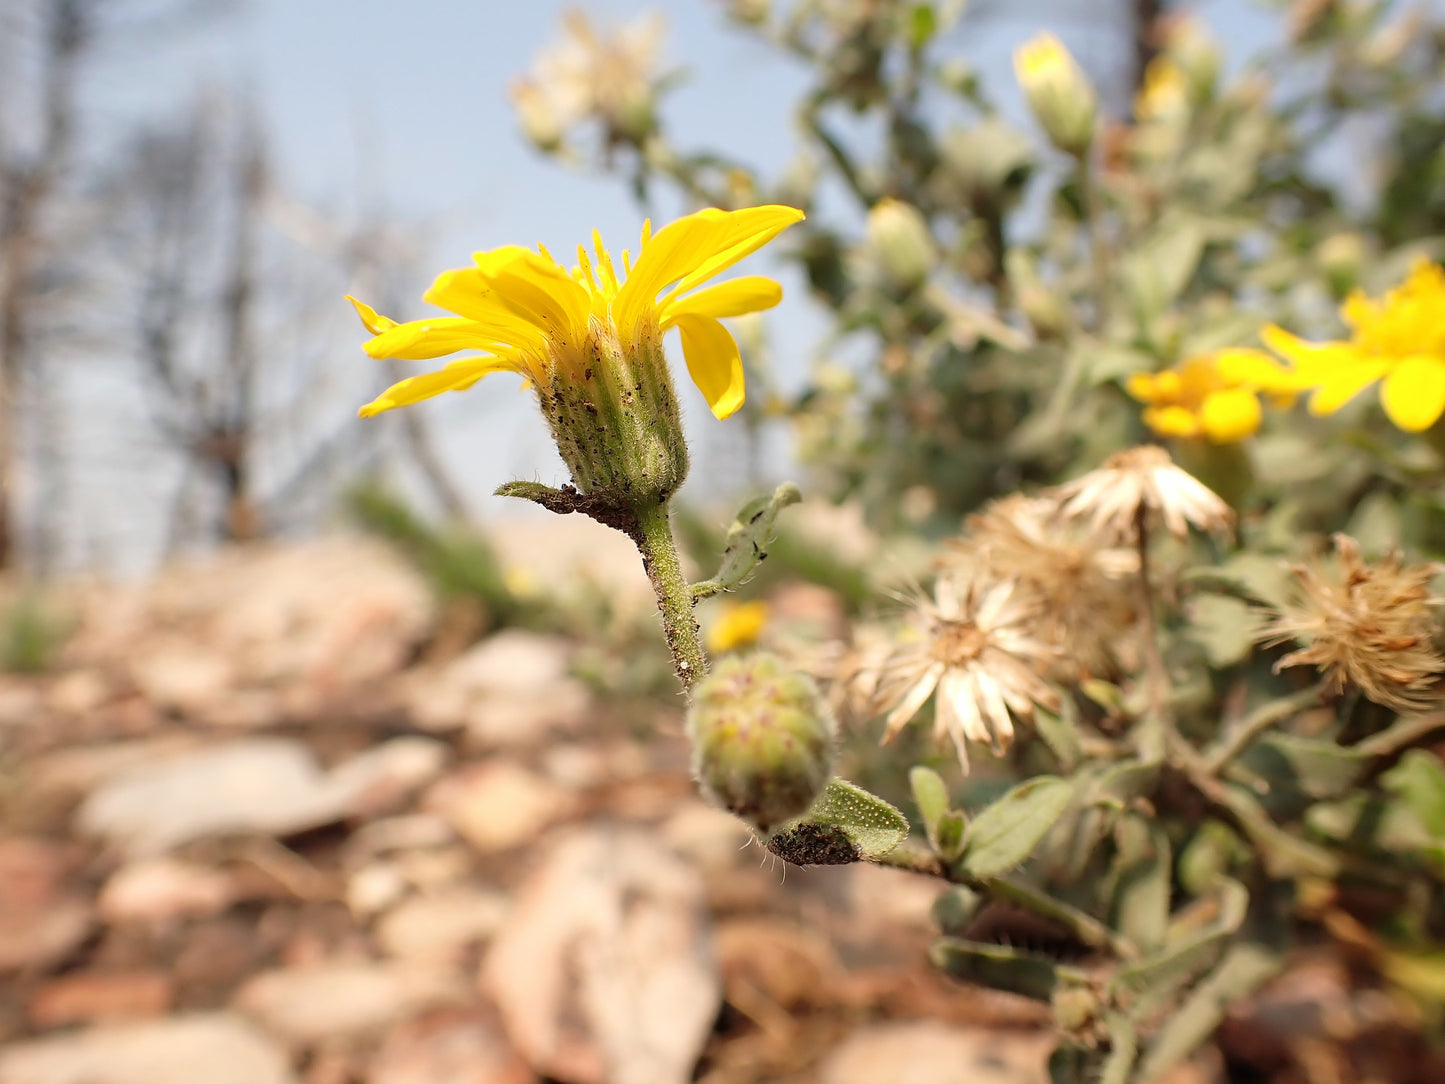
[691,483,803,601]
[958,776,1075,879]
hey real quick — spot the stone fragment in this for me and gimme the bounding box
[235,963,466,1045]
[375,888,509,967]
[424,762,575,855]
[0,1012,297,1084]
[98,858,236,924]
[820,1022,1053,1084]
[28,970,174,1029]
[367,1010,535,1084]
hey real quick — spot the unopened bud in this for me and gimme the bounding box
[687,653,836,832]
[865,198,936,289]
[510,79,567,153]
[1317,232,1368,299]
[1013,33,1097,158]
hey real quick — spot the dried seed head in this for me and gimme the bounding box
[1258,534,1445,714]
[946,494,1138,678]
[1052,445,1234,543]
[866,573,1059,771]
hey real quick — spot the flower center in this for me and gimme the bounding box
[933,620,987,666]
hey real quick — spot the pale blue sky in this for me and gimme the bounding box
[70,0,1290,566]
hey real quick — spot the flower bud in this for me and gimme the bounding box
[686,653,836,832]
[1013,33,1097,158]
[864,198,936,290]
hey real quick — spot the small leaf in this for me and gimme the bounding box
[691,483,803,601]
[1135,944,1280,1082]
[958,776,1074,879]
[1383,750,1445,835]
[934,810,967,861]
[907,3,936,47]
[764,777,909,864]
[1115,879,1249,1005]
[930,938,1075,1001]
[1185,593,1256,668]
[931,885,983,935]
[910,766,950,837]
[1111,815,1172,953]
[1242,733,1370,801]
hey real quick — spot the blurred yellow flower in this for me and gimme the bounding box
[349,205,803,422]
[1126,350,1303,443]
[1263,260,1445,432]
[1013,32,1097,156]
[1135,58,1188,121]
[707,599,770,653]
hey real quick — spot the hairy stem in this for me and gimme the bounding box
[1203,682,1328,775]
[633,500,708,693]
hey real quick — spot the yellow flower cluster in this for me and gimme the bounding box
[1264,260,1445,433]
[1126,350,1303,444]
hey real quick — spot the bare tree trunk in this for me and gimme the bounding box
[0,0,85,571]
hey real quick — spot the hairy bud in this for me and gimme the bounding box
[686,653,836,832]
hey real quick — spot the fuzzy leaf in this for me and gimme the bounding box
[1136,944,1281,1082]
[934,810,967,861]
[764,777,908,864]
[691,483,803,601]
[910,766,950,835]
[1111,815,1172,953]
[1242,733,1370,800]
[958,776,1074,879]
[1115,879,1249,1004]
[1185,594,1256,668]
[930,938,1075,1001]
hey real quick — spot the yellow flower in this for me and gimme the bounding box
[706,599,771,654]
[1135,58,1188,122]
[352,205,801,421]
[1263,260,1445,432]
[1126,350,1303,443]
[1013,32,1097,156]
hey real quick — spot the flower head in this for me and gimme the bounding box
[349,205,803,502]
[1013,32,1097,157]
[1263,260,1445,432]
[1054,445,1234,542]
[869,574,1059,770]
[1126,350,1305,444]
[706,599,770,654]
[509,9,669,149]
[946,494,1138,677]
[1257,534,1445,714]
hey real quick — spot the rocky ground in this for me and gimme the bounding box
[0,530,1425,1084]
[0,532,1060,1084]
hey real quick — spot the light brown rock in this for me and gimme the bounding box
[482,827,719,1084]
[424,762,576,855]
[0,1012,297,1084]
[28,970,174,1028]
[368,1010,535,1084]
[375,888,509,967]
[235,963,466,1045]
[98,858,236,924]
[820,1022,1053,1084]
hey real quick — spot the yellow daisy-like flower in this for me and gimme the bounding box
[1263,259,1445,433]
[705,599,771,654]
[1126,349,1304,444]
[349,205,803,503]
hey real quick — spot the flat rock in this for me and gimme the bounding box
[0,895,92,974]
[0,1012,296,1084]
[819,1022,1052,1084]
[375,888,509,967]
[28,970,174,1029]
[98,858,236,924]
[405,631,591,745]
[235,962,466,1045]
[482,827,719,1084]
[367,1010,535,1084]
[424,762,576,855]
[76,737,446,857]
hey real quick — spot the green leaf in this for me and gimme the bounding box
[1383,750,1445,835]
[907,3,936,47]
[1111,815,1172,953]
[1136,944,1281,1082]
[691,483,803,601]
[934,810,967,861]
[1185,593,1257,668]
[1241,733,1370,801]
[1121,213,1206,322]
[764,777,909,864]
[1114,879,1249,1006]
[958,776,1074,879]
[930,938,1077,1001]
[910,766,950,837]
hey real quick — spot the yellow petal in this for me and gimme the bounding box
[347,296,396,334]
[422,269,550,350]
[476,249,590,343]
[1259,325,1356,377]
[361,317,506,361]
[1381,356,1445,432]
[1212,348,1304,391]
[1142,405,1201,438]
[672,313,745,420]
[358,356,520,418]
[1307,362,1389,415]
[660,275,782,326]
[617,206,803,329]
[1125,372,1161,404]
[1199,387,1262,443]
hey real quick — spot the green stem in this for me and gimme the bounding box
[1079,157,1111,334]
[1203,682,1328,775]
[633,500,708,693]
